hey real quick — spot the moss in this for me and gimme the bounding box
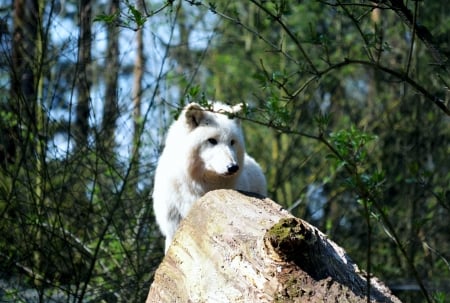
[266,218,309,259]
[267,218,297,240]
[268,218,307,241]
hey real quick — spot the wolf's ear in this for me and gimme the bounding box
[231,103,247,114]
[184,103,205,129]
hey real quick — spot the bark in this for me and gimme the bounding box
[387,0,447,65]
[131,0,144,186]
[7,0,40,163]
[102,0,120,148]
[11,0,38,109]
[74,0,92,148]
[147,189,401,303]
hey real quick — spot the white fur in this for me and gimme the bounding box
[152,102,267,252]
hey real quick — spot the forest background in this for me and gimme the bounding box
[0,0,449,302]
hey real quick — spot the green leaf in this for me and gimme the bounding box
[93,12,119,24]
[126,3,147,27]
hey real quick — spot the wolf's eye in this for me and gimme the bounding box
[230,139,235,146]
[208,138,218,145]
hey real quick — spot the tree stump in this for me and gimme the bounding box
[146,189,401,303]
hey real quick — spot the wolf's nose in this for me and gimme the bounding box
[227,164,239,174]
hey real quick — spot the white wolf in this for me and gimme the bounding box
[152,102,267,252]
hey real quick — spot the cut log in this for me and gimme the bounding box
[146,189,401,303]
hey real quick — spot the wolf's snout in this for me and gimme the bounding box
[227,164,239,174]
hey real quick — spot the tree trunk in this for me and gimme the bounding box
[8,0,40,162]
[11,0,38,110]
[74,0,92,148]
[102,0,120,149]
[146,189,401,303]
[131,0,144,187]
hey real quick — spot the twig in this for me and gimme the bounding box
[317,59,450,116]
[249,0,319,75]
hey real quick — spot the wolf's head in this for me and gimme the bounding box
[181,102,246,183]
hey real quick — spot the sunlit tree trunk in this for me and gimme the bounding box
[131,0,144,187]
[75,0,92,148]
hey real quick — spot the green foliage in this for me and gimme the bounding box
[125,0,147,27]
[433,292,447,303]
[192,1,450,301]
[329,126,378,168]
[0,147,163,301]
[94,12,120,24]
[264,94,292,129]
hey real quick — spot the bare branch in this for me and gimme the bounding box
[386,0,448,65]
[314,59,450,116]
[249,0,319,75]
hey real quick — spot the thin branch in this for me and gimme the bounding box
[301,59,450,116]
[289,58,449,115]
[143,0,173,18]
[335,0,374,61]
[316,134,432,303]
[201,2,300,65]
[249,0,319,75]
[404,0,418,76]
[318,0,390,10]
[386,0,448,65]
[341,59,450,116]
